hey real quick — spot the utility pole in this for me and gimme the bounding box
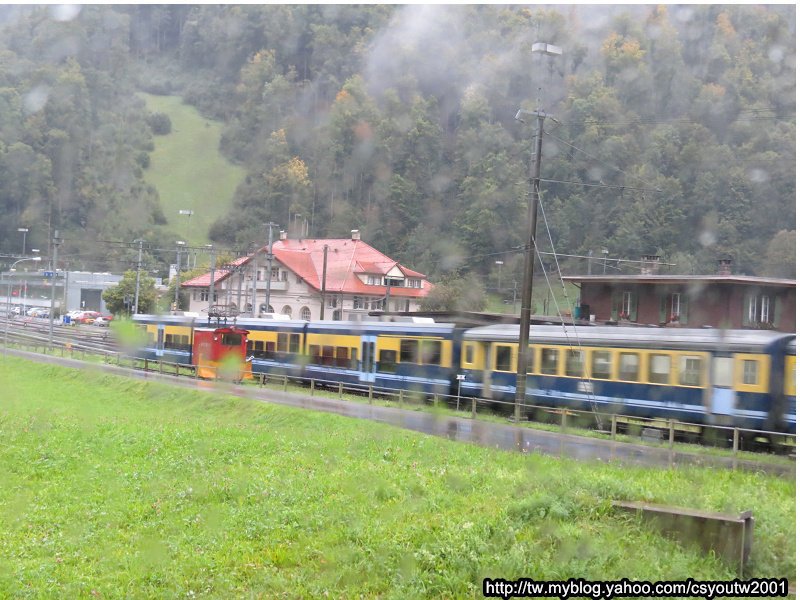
[133,239,144,315]
[48,230,60,348]
[207,245,216,317]
[319,244,328,320]
[250,246,259,317]
[174,241,185,311]
[514,108,548,423]
[264,223,279,316]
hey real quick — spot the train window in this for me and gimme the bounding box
[592,351,612,379]
[222,334,241,346]
[421,340,442,366]
[619,353,640,382]
[265,341,276,359]
[309,345,321,364]
[290,334,300,354]
[679,356,704,386]
[648,354,671,384]
[322,346,335,366]
[566,350,585,377]
[400,339,418,363]
[378,350,398,373]
[277,334,288,353]
[495,346,512,372]
[464,344,475,365]
[527,346,535,374]
[742,360,759,385]
[540,348,559,375]
[336,347,350,367]
[350,348,358,369]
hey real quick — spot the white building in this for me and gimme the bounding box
[181,230,432,320]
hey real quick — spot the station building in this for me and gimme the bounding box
[181,230,433,320]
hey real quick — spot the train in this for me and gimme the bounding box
[132,314,796,436]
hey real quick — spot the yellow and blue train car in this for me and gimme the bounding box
[242,318,461,396]
[460,325,796,433]
[134,314,196,364]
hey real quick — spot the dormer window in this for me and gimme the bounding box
[408,278,421,288]
[367,275,381,285]
[385,277,404,287]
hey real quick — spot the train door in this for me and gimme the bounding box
[709,356,736,416]
[359,335,376,383]
[156,324,165,357]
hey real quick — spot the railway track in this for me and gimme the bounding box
[3,318,118,353]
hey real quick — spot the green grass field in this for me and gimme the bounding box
[139,93,245,246]
[0,357,794,598]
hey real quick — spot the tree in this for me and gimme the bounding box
[760,230,796,278]
[102,270,157,315]
[420,273,487,312]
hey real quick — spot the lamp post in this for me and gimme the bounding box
[495,260,504,294]
[5,256,42,353]
[48,230,61,347]
[17,228,29,255]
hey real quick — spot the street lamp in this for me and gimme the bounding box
[17,228,29,255]
[4,256,42,352]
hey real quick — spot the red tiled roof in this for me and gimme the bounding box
[181,255,251,288]
[182,237,432,298]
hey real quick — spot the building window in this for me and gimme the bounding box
[300,306,311,321]
[408,279,421,288]
[296,275,303,284]
[281,305,292,318]
[367,275,381,285]
[353,296,364,309]
[199,290,209,302]
[327,297,337,309]
[281,270,288,282]
[385,277,404,287]
[271,267,280,281]
[746,294,774,326]
[612,290,637,321]
[670,293,681,322]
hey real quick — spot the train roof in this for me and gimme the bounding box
[463,324,794,352]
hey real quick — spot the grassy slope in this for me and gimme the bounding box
[139,93,246,246]
[0,357,794,598]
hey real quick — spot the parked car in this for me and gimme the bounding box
[77,311,101,324]
[93,316,111,327]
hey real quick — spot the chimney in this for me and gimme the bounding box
[279,230,287,241]
[717,258,732,276]
[640,254,660,275]
[351,229,361,241]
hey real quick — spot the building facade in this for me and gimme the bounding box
[564,272,795,333]
[181,230,432,320]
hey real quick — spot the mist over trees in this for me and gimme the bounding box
[0,5,794,281]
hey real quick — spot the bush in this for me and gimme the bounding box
[147,112,172,135]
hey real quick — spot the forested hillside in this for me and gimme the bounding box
[0,5,794,281]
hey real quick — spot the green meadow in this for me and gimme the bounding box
[139,93,245,246]
[0,357,794,598]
